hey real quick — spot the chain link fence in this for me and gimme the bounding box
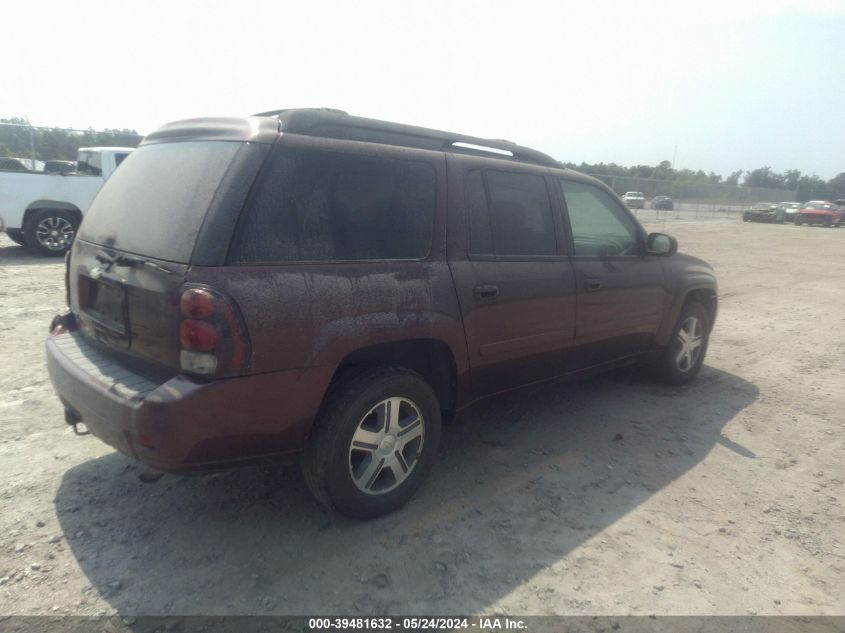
[0,121,143,170]
[592,174,798,220]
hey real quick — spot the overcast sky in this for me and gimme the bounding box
[3,0,844,178]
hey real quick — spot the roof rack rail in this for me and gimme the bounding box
[251,108,561,168]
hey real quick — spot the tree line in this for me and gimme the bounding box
[564,159,845,201]
[0,117,142,162]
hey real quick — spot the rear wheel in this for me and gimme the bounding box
[794,217,802,226]
[23,209,78,256]
[655,301,710,386]
[301,366,441,519]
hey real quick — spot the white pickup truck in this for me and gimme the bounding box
[0,146,134,256]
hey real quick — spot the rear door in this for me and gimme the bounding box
[557,177,668,369]
[446,155,577,401]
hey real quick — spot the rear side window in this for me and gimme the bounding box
[464,169,556,257]
[230,148,436,263]
[79,141,240,263]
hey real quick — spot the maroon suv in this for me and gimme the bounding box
[47,109,718,518]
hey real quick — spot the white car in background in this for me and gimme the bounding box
[0,147,133,255]
[779,202,801,223]
[621,191,645,209]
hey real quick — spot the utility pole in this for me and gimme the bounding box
[672,144,678,169]
[24,116,36,168]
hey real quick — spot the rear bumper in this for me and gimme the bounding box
[46,330,333,472]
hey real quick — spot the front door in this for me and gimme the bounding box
[557,178,668,370]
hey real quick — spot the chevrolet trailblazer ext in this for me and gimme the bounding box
[47,109,717,518]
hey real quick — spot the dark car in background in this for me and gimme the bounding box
[0,157,43,171]
[652,196,674,210]
[46,109,718,518]
[795,201,844,227]
[743,202,783,223]
[44,160,77,174]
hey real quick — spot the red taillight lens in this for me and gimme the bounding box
[180,319,220,352]
[178,284,250,377]
[180,288,215,319]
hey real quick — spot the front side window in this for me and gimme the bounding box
[464,169,557,257]
[230,148,436,263]
[560,179,641,257]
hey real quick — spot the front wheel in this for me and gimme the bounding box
[23,209,78,256]
[301,366,441,519]
[655,302,710,386]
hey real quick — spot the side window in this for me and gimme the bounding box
[230,148,436,263]
[114,153,129,167]
[487,171,556,256]
[559,179,640,257]
[464,169,556,257]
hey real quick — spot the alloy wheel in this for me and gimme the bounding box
[348,397,425,495]
[673,316,703,373]
[35,216,75,251]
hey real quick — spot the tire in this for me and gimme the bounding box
[794,218,802,226]
[23,209,78,256]
[301,366,442,519]
[655,301,710,386]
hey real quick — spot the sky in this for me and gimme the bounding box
[3,0,844,179]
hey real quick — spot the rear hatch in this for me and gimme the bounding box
[70,140,246,375]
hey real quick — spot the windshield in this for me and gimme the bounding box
[752,203,775,210]
[78,141,241,263]
[802,202,832,210]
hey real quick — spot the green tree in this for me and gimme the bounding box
[725,170,743,186]
[827,172,845,198]
[743,166,785,189]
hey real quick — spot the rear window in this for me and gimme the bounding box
[79,141,240,263]
[77,151,103,176]
[229,148,436,263]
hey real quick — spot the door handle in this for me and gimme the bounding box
[584,278,603,292]
[473,284,499,300]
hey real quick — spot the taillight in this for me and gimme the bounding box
[178,285,250,377]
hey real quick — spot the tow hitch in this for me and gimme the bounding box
[64,407,89,436]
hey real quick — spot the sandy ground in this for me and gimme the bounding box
[0,218,843,618]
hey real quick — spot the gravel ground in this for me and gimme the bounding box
[0,218,843,617]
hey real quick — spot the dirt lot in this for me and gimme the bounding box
[0,218,843,617]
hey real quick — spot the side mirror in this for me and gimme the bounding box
[647,232,677,256]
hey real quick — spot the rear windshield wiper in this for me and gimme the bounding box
[95,250,178,275]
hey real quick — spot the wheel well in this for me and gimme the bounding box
[332,340,457,412]
[684,288,717,331]
[24,204,83,229]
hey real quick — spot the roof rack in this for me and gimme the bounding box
[251,108,561,168]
